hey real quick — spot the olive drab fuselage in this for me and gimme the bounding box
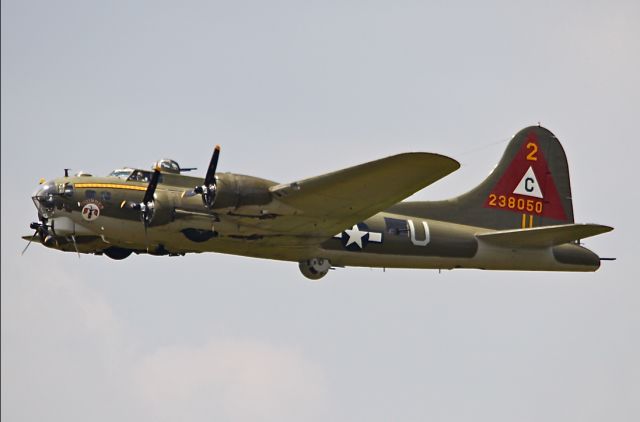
[26,126,613,279]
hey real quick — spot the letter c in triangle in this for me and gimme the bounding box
[513,166,543,198]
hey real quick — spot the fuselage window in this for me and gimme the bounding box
[101,191,112,201]
[384,217,409,237]
[63,183,74,197]
[85,190,97,199]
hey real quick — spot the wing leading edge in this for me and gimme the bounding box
[268,152,460,236]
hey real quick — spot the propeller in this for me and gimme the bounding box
[121,168,161,231]
[182,145,220,208]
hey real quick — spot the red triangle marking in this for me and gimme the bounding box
[483,132,568,220]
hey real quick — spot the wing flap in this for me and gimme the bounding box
[268,152,460,235]
[477,223,613,248]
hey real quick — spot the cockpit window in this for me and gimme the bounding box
[107,168,163,183]
[107,169,134,179]
[127,170,163,183]
[128,170,150,182]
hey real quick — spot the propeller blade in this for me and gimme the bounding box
[70,235,81,259]
[142,168,161,204]
[203,145,221,187]
[21,232,38,255]
[143,223,150,253]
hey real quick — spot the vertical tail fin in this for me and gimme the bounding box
[389,126,575,230]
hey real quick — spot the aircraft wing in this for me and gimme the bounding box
[267,152,460,236]
[476,223,613,248]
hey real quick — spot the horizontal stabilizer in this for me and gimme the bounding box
[477,224,613,248]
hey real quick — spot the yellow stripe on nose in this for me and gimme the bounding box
[74,183,147,191]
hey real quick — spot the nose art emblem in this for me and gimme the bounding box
[81,202,102,221]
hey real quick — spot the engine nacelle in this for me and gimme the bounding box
[298,258,331,280]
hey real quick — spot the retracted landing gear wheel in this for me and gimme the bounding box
[299,258,331,280]
[103,247,133,260]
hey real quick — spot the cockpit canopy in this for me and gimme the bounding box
[107,158,183,182]
[107,168,162,183]
[107,169,134,180]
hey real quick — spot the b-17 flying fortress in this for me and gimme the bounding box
[24,126,613,279]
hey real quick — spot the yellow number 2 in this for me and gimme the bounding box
[526,142,538,161]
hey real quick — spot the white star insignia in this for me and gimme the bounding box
[344,225,368,249]
[333,224,383,249]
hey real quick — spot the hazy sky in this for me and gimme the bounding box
[2,1,639,421]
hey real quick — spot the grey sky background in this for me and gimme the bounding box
[2,0,638,421]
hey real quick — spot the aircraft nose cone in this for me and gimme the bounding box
[31,180,58,217]
[32,180,55,198]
